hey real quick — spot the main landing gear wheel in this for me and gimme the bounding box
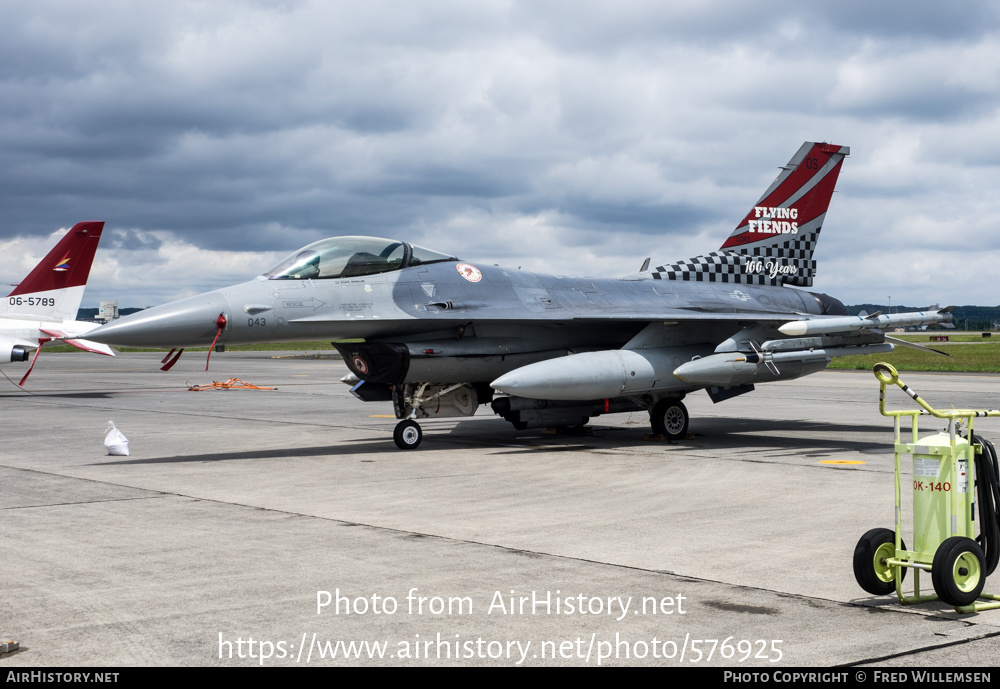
[932,536,986,606]
[393,419,422,450]
[853,528,907,596]
[650,399,689,440]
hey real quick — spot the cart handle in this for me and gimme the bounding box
[874,362,1000,421]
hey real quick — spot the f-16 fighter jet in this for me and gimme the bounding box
[84,144,951,448]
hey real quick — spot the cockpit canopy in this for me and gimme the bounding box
[264,236,457,280]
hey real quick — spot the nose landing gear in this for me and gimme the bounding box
[393,419,423,450]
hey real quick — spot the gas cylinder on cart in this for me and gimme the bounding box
[911,432,975,559]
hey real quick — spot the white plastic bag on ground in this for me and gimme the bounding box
[104,420,130,456]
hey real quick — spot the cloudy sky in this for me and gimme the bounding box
[1,1,999,308]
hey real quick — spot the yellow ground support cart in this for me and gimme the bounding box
[853,363,1000,612]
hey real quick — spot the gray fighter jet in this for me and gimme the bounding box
[85,142,952,449]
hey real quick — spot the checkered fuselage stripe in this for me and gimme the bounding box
[651,229,820,287]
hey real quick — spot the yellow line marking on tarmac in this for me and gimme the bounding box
[819,459,866,465]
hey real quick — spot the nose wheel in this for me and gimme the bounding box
[393,419,423,450]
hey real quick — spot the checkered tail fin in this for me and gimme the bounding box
[651,142,849,287]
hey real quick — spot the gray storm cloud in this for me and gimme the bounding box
[1,1,998,306]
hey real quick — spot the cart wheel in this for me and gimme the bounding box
[853,528,907,595]
[932,536,986,607]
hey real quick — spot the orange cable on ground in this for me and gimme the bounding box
[188,378,276,391]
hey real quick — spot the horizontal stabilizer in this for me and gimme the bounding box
[39,328,116,356]
[63,338,115,357]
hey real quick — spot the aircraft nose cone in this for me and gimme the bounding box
[85,291,231,348]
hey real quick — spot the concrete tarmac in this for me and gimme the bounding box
[2,352,1000,667]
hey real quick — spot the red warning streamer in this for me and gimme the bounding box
[204,313,227,371]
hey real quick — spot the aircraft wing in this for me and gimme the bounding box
[569,305,954,330]
[568,305,951,330]
[569,309,809,322]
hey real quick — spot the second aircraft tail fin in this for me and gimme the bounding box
[6,221,105,321]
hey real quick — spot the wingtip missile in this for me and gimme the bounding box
[778,308,953,337]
